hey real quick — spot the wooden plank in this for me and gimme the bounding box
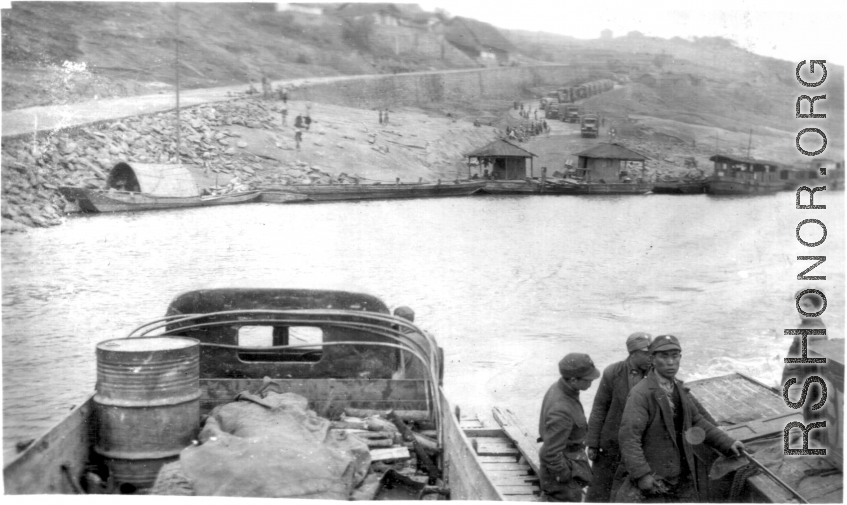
[463,428,509,438]
[506,494,543,501]
[489,475,540,485]
[493,407,542,476]
[474,438,519,456]
[370,447,411,461]
[439,389,504,500]
[4,395,95,494]
[481,461,533,471]
[485,470,535,477]
[475,456,520,463]
[498,485,540,495]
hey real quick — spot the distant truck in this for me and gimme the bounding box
[564,105,580,123]
[546,105,559,119]
[580,114,599,138]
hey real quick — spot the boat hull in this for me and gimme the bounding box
[272,182,485,202]
[481,180,543,195]
[552,182,654,195]
[652,182,707,194]
[58,187,260,213]
[482,181,653,195]
[706,179,783,195]
[258,191,309,204]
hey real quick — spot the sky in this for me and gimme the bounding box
[415,0,847,65]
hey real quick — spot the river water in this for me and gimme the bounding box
[2,192,844,457]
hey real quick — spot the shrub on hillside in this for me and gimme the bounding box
[342,17,374,52]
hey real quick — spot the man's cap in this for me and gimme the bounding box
[626,332,652,353]
[394,306,415,322]
[559,353,601,380]
[650,335,681,354]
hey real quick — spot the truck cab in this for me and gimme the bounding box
[580,114,599,138]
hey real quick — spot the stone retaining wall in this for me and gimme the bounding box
[368,25,476,67]
[290,65,591,109]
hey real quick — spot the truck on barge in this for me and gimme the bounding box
[3,289,540,500]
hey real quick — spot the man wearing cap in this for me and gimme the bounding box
[391,306,431,380]
[539,353,601,502]
[618,335,744,502]
[585,332,653,502]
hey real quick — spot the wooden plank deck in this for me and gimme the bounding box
[460,415,542,501]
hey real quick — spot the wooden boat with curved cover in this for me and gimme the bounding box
[58,162,261,212]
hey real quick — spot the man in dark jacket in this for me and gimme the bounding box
[539,353,601,502]
[586,332,653,502]
[618,335,744,502]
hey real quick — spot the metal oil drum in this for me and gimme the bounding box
[94,337,201,490]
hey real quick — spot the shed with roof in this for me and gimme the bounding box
[107,162,200,196]
[573,143,648,183]
[466,139,536,180]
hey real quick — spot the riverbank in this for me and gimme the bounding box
[1,95,503,232]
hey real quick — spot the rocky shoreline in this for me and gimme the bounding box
[2,96,484,234]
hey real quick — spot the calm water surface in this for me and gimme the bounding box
[2,193,844,457]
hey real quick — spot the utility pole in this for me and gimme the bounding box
[175,2,181,165]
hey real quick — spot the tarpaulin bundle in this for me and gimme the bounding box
[151,392,371,498]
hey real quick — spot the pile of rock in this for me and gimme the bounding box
[259,160,362,187]
[0,98,333,232]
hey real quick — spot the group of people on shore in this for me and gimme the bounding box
[505,119,548,142]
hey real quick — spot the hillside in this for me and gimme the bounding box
[1,2,482,111]
[504,29,845,160]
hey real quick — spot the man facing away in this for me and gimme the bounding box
[391,307,430,380]
[617,335,744,503]
[539,353,601,502]
[586,332,652,502]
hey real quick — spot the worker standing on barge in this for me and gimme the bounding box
[586,332,652,502]
[539,353,600,502]
[617,335,744,502]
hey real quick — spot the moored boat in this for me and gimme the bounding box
[779,158,842,191]
[706,155,784,195]
[263,180,485,202]
[547,181,654,195]
[58,162,260,213]
[60,187,261,213]
[2,288,516,499]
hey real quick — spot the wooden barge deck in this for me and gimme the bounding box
[460,408,543,501]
